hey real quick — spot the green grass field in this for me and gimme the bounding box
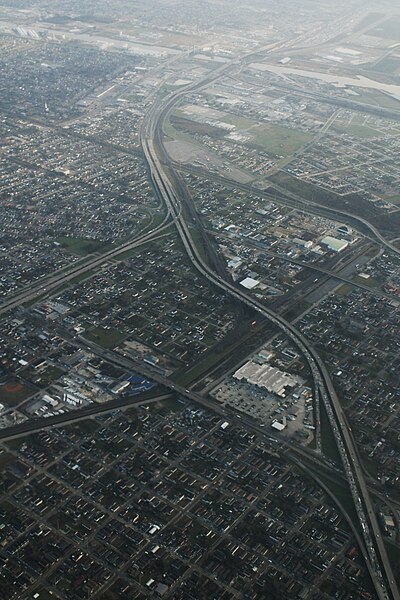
[169,109,312,159]
[0,382,35,406]
[335,123,383,139]
[351,274,381,288]
[352,88,400,111]
[69,269,97,284]
[84,327,127,349]
[221,113,312,156]
[250,123,312,156]
[57,236,112,256]
[335,283,354,297]
[29,366,65,388]
[163,116,200,146]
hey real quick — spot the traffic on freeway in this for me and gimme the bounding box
[140,57,399,600]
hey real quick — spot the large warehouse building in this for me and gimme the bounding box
[233,361,302,397]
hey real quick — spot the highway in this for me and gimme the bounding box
[1,319,397,594]
[176,162,400,258]
[0,21,396,598]
[0,390,173,442]
[211,228,394,301]
[140,54,398,600]
[0,215,172,316]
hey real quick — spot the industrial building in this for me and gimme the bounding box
[320,235,349,253]
[233,361,302,397]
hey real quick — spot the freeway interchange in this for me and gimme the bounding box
[0,209,171,317]
[0,28,398,600]
[140,48,399,600]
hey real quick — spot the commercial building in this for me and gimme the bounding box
[240,277,260,290]
[320,236,349,253]
[233,361,301,397]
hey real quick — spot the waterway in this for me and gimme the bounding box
[251,63,400,101]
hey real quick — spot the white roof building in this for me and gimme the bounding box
[321,236,348,253]
[240,277,260,290]
[293,238,313,249]
[233,362,302,397]
[271,421,286,431]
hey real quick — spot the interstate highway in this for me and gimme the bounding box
[0,23,395,598]
[176,162,400,259]
[1,321,394,594]
[0,214,172,317]
[139,59,398,600]
[0,390,173,443]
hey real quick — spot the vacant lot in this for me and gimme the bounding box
[250,123,312,156]
[57,237,112,256]
[85,327,127,349]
